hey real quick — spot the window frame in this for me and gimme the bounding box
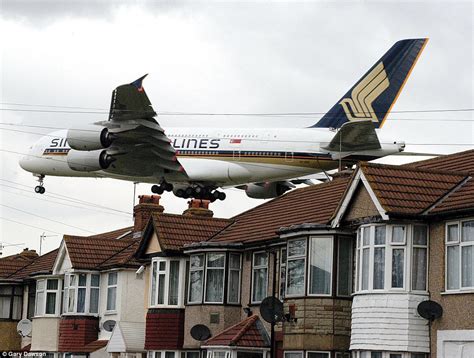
[227,253,242,304]
[337,236,353,297]
[35,278,61,317]
[63,272,100,315]
[306,352,331,358]
[251,251,269,304]
[411,225,429,292]
[106,271,118,312]
[284,351,304,358]
[445,219,474,292]
[308,236,333,297]
[150,258,187,308]
[204,253,226,304]
[0,284,22,320]
[188,254,205,304]
[285,238,307,298]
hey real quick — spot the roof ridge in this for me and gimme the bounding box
[95,238,140,269]
[230,315,259,345]
[152,212,232,222]
[402,150,474,168]
[361,161,469,176]
[423,176,473,215]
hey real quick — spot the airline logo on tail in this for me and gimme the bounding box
[339,62,390,123]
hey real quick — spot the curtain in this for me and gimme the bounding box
[168,261,180,305]
[287,259,304,295]
[412,247,427,290]
[90,288,99,313]
[206,269,224,302]
[373,247,385,289]
[151,262,157,305]
[45,292,56,314]
[107,286,117,311]
[391,248,404,288]
[228,270,240,303]
[362,248,370,290]
[77,287,86,313]
[252,267,267,302]
[189,270,203,303]
[462,245,473,287]
[447,246,460,289]
[0,296,11,318]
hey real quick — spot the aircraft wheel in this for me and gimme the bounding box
[164,183,173,192]
[175,189,185,198]
[185,187,194,197]
[218,191,226,201]
[151,185,164,194]
[35,186,45,194]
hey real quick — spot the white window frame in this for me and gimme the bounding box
[284,351,304,358]
[106,271,118,312]
[188,254,205,304]
[63,272,100,315]
[150,258,187,308]
[251,251,269,303]
[285,238,307,298]
[207,350,231,358]
[279,246,287,299]
[308,236,333,297]
[227,253,242,304]
[204,253,226,304]
[35,278,61,317]
[411,225,429,292]
[391,225,407,245]
[445,219,474,292]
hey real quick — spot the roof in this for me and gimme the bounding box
[9,249,59,280]
[107,321,146,353]
[210,177,351,244]
[138,213,233,254]
[80,340,108,353]
[405,149,474,174]
[205,315,270,348]
[0,250,38,280]
[360,162,468,215]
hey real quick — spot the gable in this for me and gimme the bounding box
[145,231,162,255]
[343,182,381,223]
[52,241,72,275]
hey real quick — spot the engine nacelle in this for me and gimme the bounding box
[245,182,291,199]
[67,126,114,151]
[66,149,115,172]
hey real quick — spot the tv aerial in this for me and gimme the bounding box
[17,319,32,337]
[190,324,212,341]
[260,296,284,324]
[417,300,443,322]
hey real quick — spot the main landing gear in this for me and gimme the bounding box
[34,174,46,194]
[151,181,174,195]
[174,186,226,202]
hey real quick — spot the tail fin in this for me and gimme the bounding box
[312,38,428,129]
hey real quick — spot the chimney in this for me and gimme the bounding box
[183,199,214,218]
[20,248,39,259]
[134,195,164,232]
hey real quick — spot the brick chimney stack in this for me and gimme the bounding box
[134,195,164,232]
[20,248,38,259]
[183,199,214,218]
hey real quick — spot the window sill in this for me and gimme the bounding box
[33,315,61,319]
[352,291,428,296]
[441,290,474,295]
[103,311,118,316]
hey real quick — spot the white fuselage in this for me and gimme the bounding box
[19,126,403,186]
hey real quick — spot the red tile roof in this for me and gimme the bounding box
[81,340,108,353]
[8,249,59,280]
[405,149,474,174]
[210,177,351,244]
[205,315,270,347]
[0,250,38,280]
[360,162,468,215]
[149,213,233,251]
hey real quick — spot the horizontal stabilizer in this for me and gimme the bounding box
[322,120,381,153]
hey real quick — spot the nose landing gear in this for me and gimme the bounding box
[34,174,46,194]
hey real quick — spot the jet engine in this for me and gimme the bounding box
[66,149,115,172]
[67,126,114,151]
[245,182,292,199]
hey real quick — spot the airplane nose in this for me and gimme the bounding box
[19,155,29,170]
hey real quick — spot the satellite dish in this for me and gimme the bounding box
[190,324,212,341]
[17,319,32,337]
[260,296,284,324]
[417,300,443,321]
[102,320,116,332]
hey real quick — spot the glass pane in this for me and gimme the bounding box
[447,246,460,290]
[412,248,427,290]
[414,226,428,245]
[391,248,405,288]
[35,291,44,316]
[47,279,58,290]
[91,274,100,287]
[189,270,203,302]
[37,280,45,291]
[363,227,370,246]
[284,353,303,358]
[68,288,75,312]
[159,261,166,271]
[108,272,118,286]
[165,352,175,358]
[462,221,474,242]
[309,237,332,295]
[362,248,369,290]
[389,354,402,358]
[151,262,157,305]
[308,353,329,358]
[187,353,200,358]
[11,296,21,320]
[371,353,382,358]
[205,269,224,302]
[289,239,306,256]
[252,268,267,302]
[191,254,204,268]
[228,270,240,303]
[78,274,87,287]
[287,259,305,295]
[461,245,473,287]
[207,253,225,268]
[355,248,360,292]
[45,292,56,314]
[253,252,268,266]
[375,226,386,245]
[90,288,99,313]
[69,275,76,286]
[447,224,459,242]
[158,273,166,304]
[107,287,117,311]
[77,287,86,312]
[280,265,287,299]
[214,353,226,358]
[229,254,241,269]
[373,247,385,289]
[392,226,405,243]
[281,248,287,263]
[168,261,180,305]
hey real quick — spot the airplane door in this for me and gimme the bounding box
[233,150,241,161]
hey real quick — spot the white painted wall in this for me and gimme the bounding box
[437,330,474,358]
[350,293,429,353]
[30,317,60,352]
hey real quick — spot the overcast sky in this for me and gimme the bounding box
[1,1,473,257]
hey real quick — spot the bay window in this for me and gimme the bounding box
[150,258,186,307]
[188,252,242,304]
[35,278,61,316]
[287,239,306,296]
[64,272,100,314]
[279,247,287,298]
[355,224,428,293]
[309,237,333,295]
[0,285,22,320]
[252,252,268,303]
[446,219,474,291]
[337,237,352,296]
[106,272,117,311]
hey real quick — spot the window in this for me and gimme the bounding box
[337,237,352,296]
[279,247,287,298]
[252,252,268,303]
[228,253,241,304]
[446,220,474,290]
[107,272,117,311]
[150,258,186,307]
[0,285,22,320]
[205,253,226,303]
[309,237,333,295]
[284,352,303,358]
[307,352,330,358]
[64,272,101,314]
[188,254,204,303]
[412,226,428,291]
[35,278,61,316]
[286,239,306,296]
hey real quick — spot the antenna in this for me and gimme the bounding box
[0,242,25,257]
[39,233,57,255]
[102,320,116,332]
[17,319,32,337]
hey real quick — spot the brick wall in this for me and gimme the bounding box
[145,308,185,350]
[58,316,99,352]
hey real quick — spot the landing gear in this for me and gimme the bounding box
[174,185,226,201]
[151,181,173,195]
[34,175,46,194]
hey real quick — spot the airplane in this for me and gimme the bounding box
[19,38,428,201]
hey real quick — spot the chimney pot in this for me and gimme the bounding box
[183,199,213,217]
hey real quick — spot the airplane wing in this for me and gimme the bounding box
[321,120,381,153]
[96,75,184,175]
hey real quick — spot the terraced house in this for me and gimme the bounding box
[1,150,473,358]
